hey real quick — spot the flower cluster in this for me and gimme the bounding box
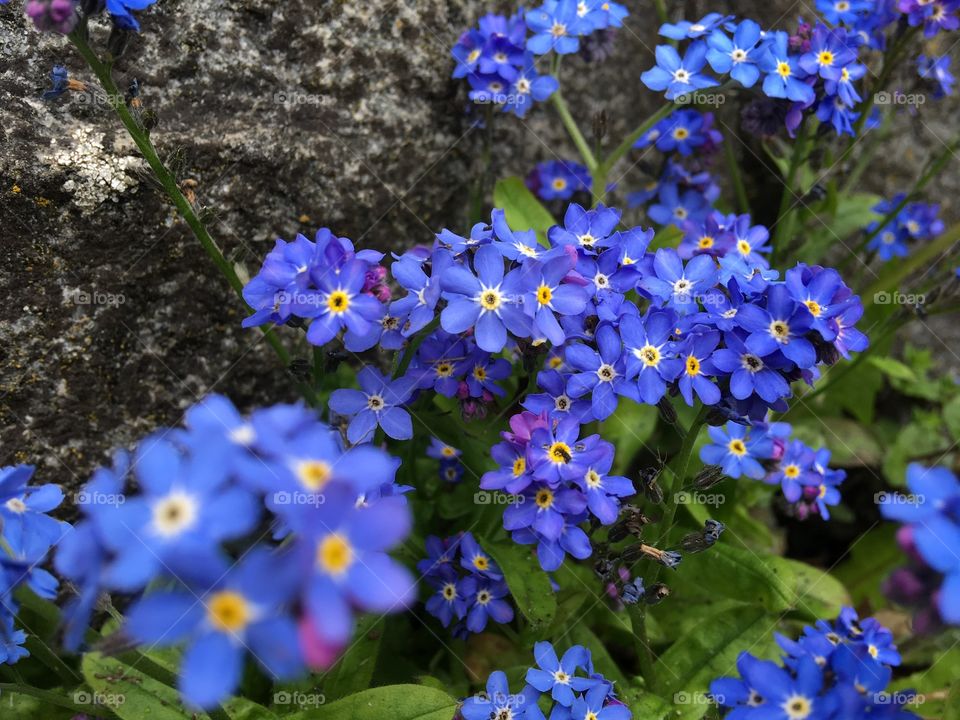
[450,2,627,117]
[700,421,848,519]
[460,641,631,720]
[527,159,592,201]
[54,395,415,710]
[427,437,465,484]
[420,533,513,636]
[866,195,945,261]
[710,607,917,719]
[880,463,960,629]
[0,465,68,665]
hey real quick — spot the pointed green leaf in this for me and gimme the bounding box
[493,176,556,245]
[288,685,457,720]
[486,541,557,631]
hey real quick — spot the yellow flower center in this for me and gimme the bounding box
[818,50,835,66]
[535,488,555,509]
[480,289,502,311]
[637,345,661,367]
[673,127,690,140]
[441,446,457,458]
[473,555,489,571]
[537,284,553,305]
[770,320,790,340]
[698,235,715,249]
[551,20,567,37]
[466,49,481,64]
[552,177,568,191]
[685,355,701,376]
[207,591,252,633]
[296,460,332,490]
[327,290,350,314]
[585,469,602,489]
[783,464,801,479]
[549,356,564,369]
[512,456,526,477]
[805,300,822,317]
[317,533,354,575]
[435,362,454,377]
[473,365,487,381]
[548,442,572,464]
[777,61,792,78]
[737,239,752,256]
[729,439,747,456]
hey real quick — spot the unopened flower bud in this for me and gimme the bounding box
[26,0,79,33]
[657,397,677,425]
[694,465,725,490]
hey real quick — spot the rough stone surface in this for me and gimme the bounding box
[1,0,957,484]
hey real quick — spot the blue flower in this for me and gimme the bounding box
[660,13,733,40]
[425,569,469,627]
[411,330,470,397]
[460,670,535,720]
[564,324,634,420]
[461,577,514,632]
[816,0,871,25]
[620,309,681,404]
[519,254,590,345]
[524,369,594,422]
[436,221,493,255]
[41,64,70,100]
[124,547,303,710]
[570,683,632,720]
[460,531,503,579]
[286,483,415,646]
[639,248,718,315]
[918,54,955,98]
[0,465,67,550]
[700,422,772,479]
[647,181,710,226]
[654,110,709,156]
[505,53,560,117]
[527,160,592,201]
[527,0,590,55]
[512,513,592,571]
[427,437,461,462]
[574,446,635,524]
[304,256,386,347]
[504,482,587,542]
[527,416,598,485]
[548,202,622,254]
[736,284,817,369]
[712,330,792,406]
[95,438,259,592]
[674,331,722,406]
[526,641,595,706]
[759,31,815,103]
[106,0,158,31]
[798,24,856,81]
[329,367,417,443]
[768,440,820,502]
[0,614,28,665]
[641,41,719,100]
[440,245,531,352]
[706,19,765,88]
[389,251,452,337]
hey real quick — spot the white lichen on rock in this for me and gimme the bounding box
[44,126,142,211]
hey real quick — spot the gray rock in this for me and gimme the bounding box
[0,0,956,484]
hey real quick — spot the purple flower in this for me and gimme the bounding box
[304,256,386,347]
[737,284,817,368]
[459,531,503,580]
[526,416,599,485]
[329,367,417,443]
[520,254,590,345]
[768,440,820,502]
[564,324,635,420]
[620,309,681,404]
[798,24,856,81]
[639,248,719,315]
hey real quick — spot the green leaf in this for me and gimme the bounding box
[80,651,200,720]
[486,541,557,631]
[790,417,882,468]
[671,544,849,620]
[833,525,902,607]
[618,686,675,720]
[493,177,556,245]
[882,422,950,486]
[314,614,383,701]
[566,624,627,688]
[288,685,457,720]
[653,605,780,709]
[603,401,658,474]
[945,682,960,720]
[944,395,960,440]
[869,357,918,382]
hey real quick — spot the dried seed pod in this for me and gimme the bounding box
[694,464,725,490]
[646,583,670,604]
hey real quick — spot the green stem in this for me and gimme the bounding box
[66,30,306,387]
[592,102,676,206]
[636,404,708,692]
[629,603,657,689]
[722,127,749,214]
[652,0,669,25]
[393,316,441,379]
[550,92,598,172]
[772,120,813,261]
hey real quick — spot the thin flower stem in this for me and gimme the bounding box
[0,683,119,717]
[550,92,599,172]
[393,316,441,380]
[591,102,676,206]
[66,30,315,399]
[722,126,749,214]
[772,119,813,261]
